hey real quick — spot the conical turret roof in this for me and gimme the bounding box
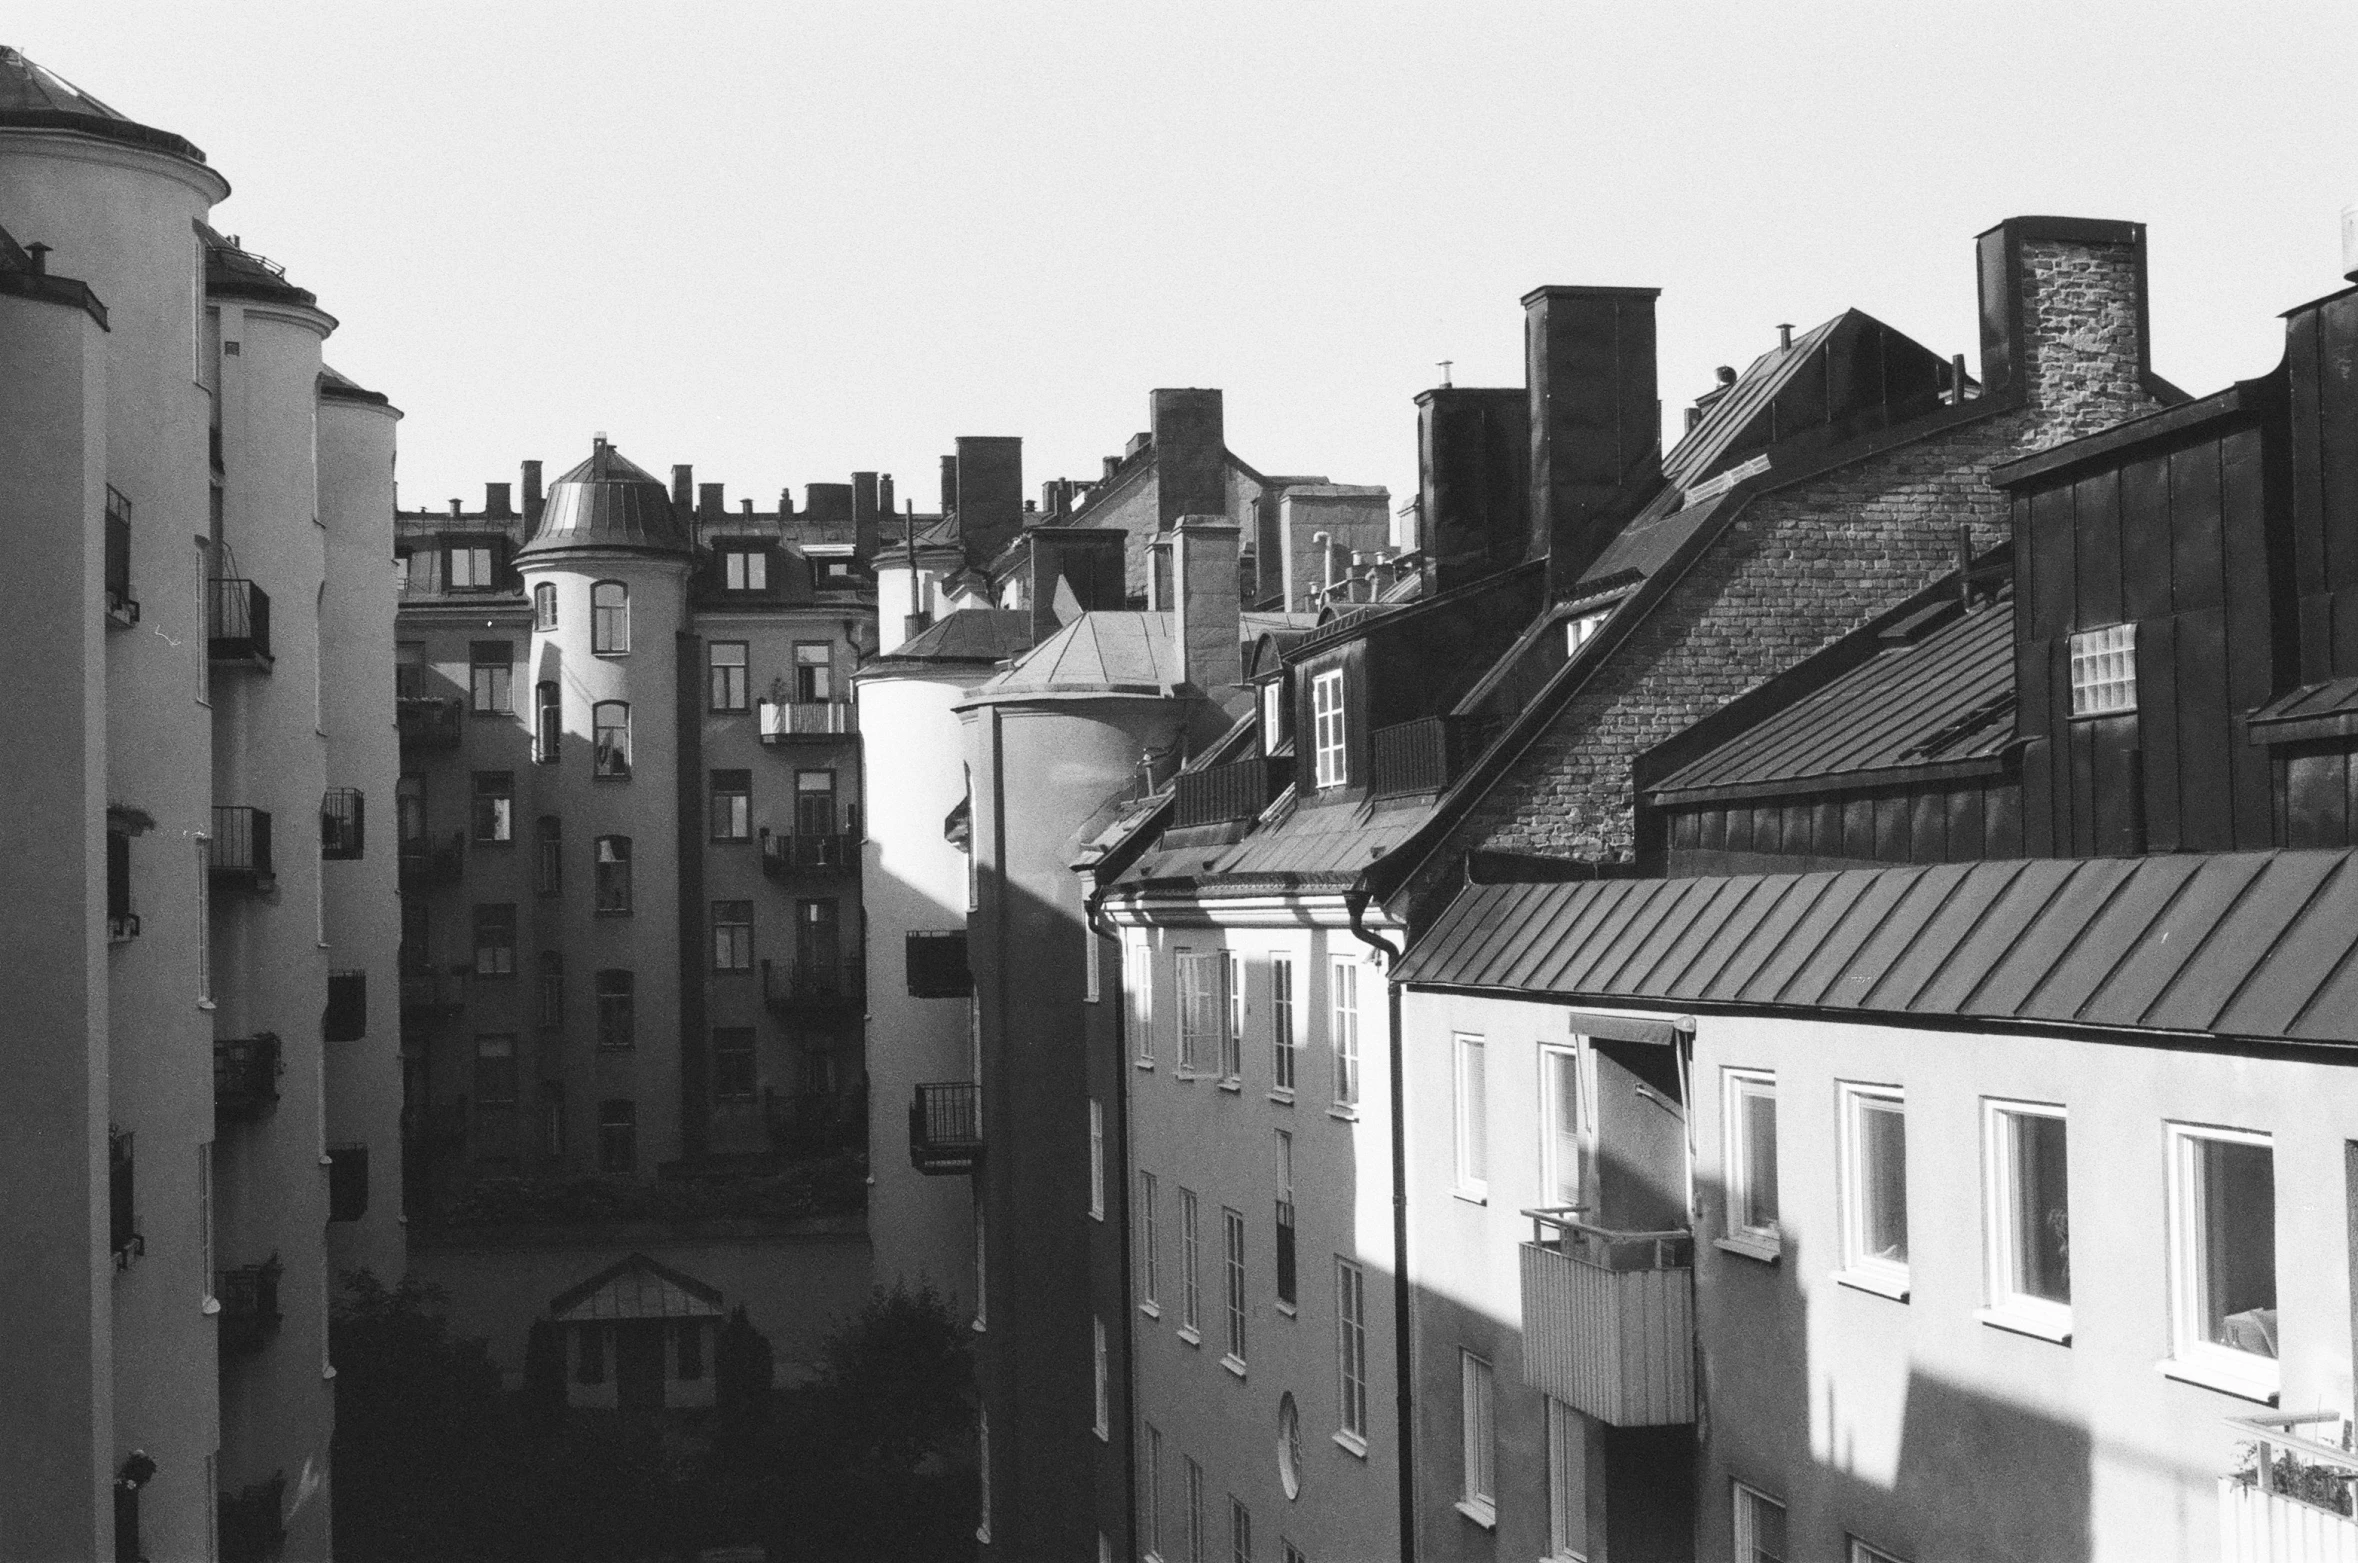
[516,437,693,561]
[0,45,209,166]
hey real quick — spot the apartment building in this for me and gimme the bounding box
[393,447,875,1392]
[0,46,403,1563]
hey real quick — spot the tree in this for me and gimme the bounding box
[811,1283,972,1476]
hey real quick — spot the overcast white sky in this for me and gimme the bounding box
[18,3,2357,518]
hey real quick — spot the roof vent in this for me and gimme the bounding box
[1776,323,1794,350]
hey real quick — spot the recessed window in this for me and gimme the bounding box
[591,580,629,654]
[1850,1539,1908,1563]
[1089,1099,1106,1220]
[1732,1482,1787,1563]
[794,769,837,835]
[710,769,751,841]
[2165,1123,2278,1398]
[709,641,749,712]
[1277,1392,1302,1499]
[724,548,768,592]
[1186,1458,1206,1563]
[447,542,496,591]
[1274,1130,1296,1307]
[1180,1187,1202,1339]
[472,903,515,977]
[2068,622,2137,717]
[534,816,562,896]
[712,900,753,970]
[597,1098,635,1172]
[1725,1070,1780,1256]
[593,836,632,916]
[1224,950,1244,1082]
[593,701,631,779]
[1565,608,1609,655]
[1546,1395,1586,1561]
[1311,670,1347,789]
[713,1026,755,1100]
[536,951,563,1030]
[1138,1169,1160,1312]
[1130,942,1156,1067]
[1540,1045,1583,1212]
[795,641,835,702]
[1271,954,1296,1094]
[1229,1497,1252,1563]
[471,771,513,844]
[1454,1034,1488,1200]
[1458,1350,1496,1526]
[1982,1100,2070,1340]
[394,639,425,700]
[1259,678,1287,753]
[1141,1420,1164,1560]
[1335,1258,1367,1444]
[1093,1315,1110,1439]
[1330,959,1360,1110]
[469,641,512,714]
[535,682,561,764]
[1178,950,1222,1078]
[532,581,557,631]
[1837,1083,1909,1297]
[474,1035,518,1152]
[1223,1206,1248,1369]
[594,970,635,1051]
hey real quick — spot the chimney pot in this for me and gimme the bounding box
[671,465,693,514]
[1169,513,1244,702]
[24,241,48,274]
[1777,323,1794,350]
[741,499,753,514]
[1102,456,1121,481]
[698,481,724,519]
[448,499,463,517]
[1718,366,1737,385]
[1522,284,1663,593]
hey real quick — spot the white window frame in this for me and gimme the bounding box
[1732,1481,1787,1563]
[1178,950,1222,1078]
[1277,1391,1303,1499]
[1089,1098,1106,1220]
[1270,953,1296,1096]
[1311,669,1347,789]
[1222,1206,1248,1372]
[1130,938,1156,1067]
[2163,1121,2281,1402]
[1229,1496,1251,1563]
[1223,950,1244,1083]
[1979,1098,2071,1343]
[1457,1349,1497,1528]
[194,833,213,1006]
[1335,1257,1368,1451]
[1849,1539,1908,1563]
[1093,1314,1110,1439]
[2068,621,2137,717]
[1453,1034,1489,1202]
[1139,1169,1161,1315]
[1083,899,1101,1003]
[1143,1419,1165,1561]
[1187,1456,1206,1563]
[1545,1394,1586,1561]
[1330,958,1360,1113]
[1539,1043,1584,1215]
[1835,1082,1910,1300]
[1565,608,1609,656]
[1722,1069,1781,1260]
[1180,1187,1203,1341]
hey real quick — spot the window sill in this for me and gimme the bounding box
[1275,1300,1297,1319]
[1328,1106,1360,1124]
[1714,1234,1782,1264]
[1976,1305,2072,1345]
[1221,1354,1247,1380]
[197,999,217,1012]
[1177,1326,1201,1348]
[201,1295,221,1316]
[1333,1430,1368,1460]
[1139,1301,1161,1320]
[1217,1079,1242,1095]
[2159,1354,2280,1405]
[473,838,513,849]
[1453,1188,1488,1208]
[1135,1058,1156,1071]
[1268,1090,1295,1107]
[1833,1267,1910,1303]
[1454,1498,1497,1532]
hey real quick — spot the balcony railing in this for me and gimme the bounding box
[396,695,463,750]
[400,971,464,1027]
[1519,1208,1695,1426]
[762,956,862,1015]
[216,1255,283,1358]
[321,787,365,860]
[758,699,856,742]
[1172,754,1294,828]
[207,577,272,668]
[208,806,274,887]
[398,831,464,890]
[760,830,857,878]
[2223,1412,2358,1563]
[214,1033,282,1121]
[908,1082,982,1174]
[1368,712,1500,798]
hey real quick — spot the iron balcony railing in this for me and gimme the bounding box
[1368,712,1501,798]
[762,956,861,1015]
[397,830,464,889]
[1172,754,1294,828]
[216,1255,283,1358]
[758,699,857,742]
[207,577,272,668]
[2221,1411,2358,1562]
[760,830,857,878]
[1518,1207,1695,1427]
[399,971,464,1027]
[208,806,274,886]
[215,1033,282,1120]
[396,695,463,749]
[321,787,364,860]
[908,1082,982,1174]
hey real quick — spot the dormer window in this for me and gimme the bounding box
[2069,624,2137,718]
[1311,670,1348,789]
[447,542,496,591]
[1566,609,1608,655]
[723,549,767,592]
[1259,679,1287,754]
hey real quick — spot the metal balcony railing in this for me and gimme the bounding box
[208,806,274,886]
[396,695,463,749]
[1518,1208,1695,1427]
[321,787,364,860]
[214,1033,282,1121]
[216,1255,283,1358]
[207,577,272,668]
[1172,754,1293,828]
[1368,712,1500,798]
[760,830,857,878]
[761,956,861,1015]
[908,1082,982,1175]
[2221,1412,2358,1563]
[757,699,856,742]
[397,830,464,889]
[399,971,464,1027]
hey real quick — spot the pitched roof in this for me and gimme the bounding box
[876,607,1035,665]
[0,45,208,166]
[515,438,693,560]
[201,225,317,309]
[2248,676,2358,745]
[547,1253,725,1322]
[1397,848,2358,1048]
[966,611,1185,701]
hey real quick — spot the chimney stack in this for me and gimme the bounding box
[698,482,724,521]
[671,464,694,516]
[1151,389,1225,532]
[877,473,895,520]
[485,481,512,518]
[1165,514,1244,704]
[521,460,544,532]
[954,436,1025,564]
[1974,216,2152,419]
[1523,285,1662,594]
[939,454,960,517]
[852,471,881,562]
[1416,386,1530,594]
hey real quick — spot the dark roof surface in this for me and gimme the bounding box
[0,46,208,165]
[1397,848,2358,1047]
[202,226,317,308]
[1648,593,2015,801]
[876,608,1034,665]
[516,439,693,560]
[1661,316,1843,492]
[965,611,1183,701]
[2248,676,2358,744]
[317,365,391,407]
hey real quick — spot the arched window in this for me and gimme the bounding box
[595,972,634,1052]
[592,701,630,778]
[536,682,561,765]
[533,581,558,632]
[591,581,629,654]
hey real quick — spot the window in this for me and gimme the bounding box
[1131,942,1156,1067]
[1089,1099,1106,1220]
[1849,1541,1908,1563]
[1565,608,1608,655]
[535,682,560,763]
[795,769,837,836]
[535,816,562,896]
[103,487,135,622]
[1223,951,1244,1081]
[536,951,563,1030]
[1139,1170,1161,1312]
[1223,1207,1249,1368]
[1838,1084,1909,1297]
[724,548,768,592]
[1093,1315,1110,1439]
[1259,677,1286,753]
[1277,1392,1302,1498]
[709,641,749,712]
[1178,951,1223,1077]
[795,641,834,702]
[2068,622,2137,717]
[978,1405,991,1544]
[475,1033,518,1113]
[108,830,137,941]
[194,835,212,1002]
[1142,1421,1164,1560]
[1311,669,1347,788]
[591,581,629,653]
[447,541,496,590]
[592,701,631,778]
[1982,1100,2070,1339]
[1336,1258,1368,1445]
[1229,1497,1252,1563]
[2166,1123,2278,1396]
[1283,1546,1306,1563]
[394,639,425,700]
[577,1325,607,1384]
[710,769,751,841]
[472,904,515,977]
[1725,1070,1779,1255]
[906,930,973,997]
[396,774,427,853]
[595,970,635,1050]
[713,900,753,970]
[1454,1034,1489,1200]
[1180,1187,1203,1339]
[1084,914,1102,1003]
[713,1026,756,1101]
[1459,1350,1496,1526]
[472,771,513,844]
[533,581,556,631]
[1546,1396,1586,1561]
[1540,1045,1582,1212]
[594,836,632,915]
[1274,1130,1297,1306]
[1271,954,1296,1093]
[1733,1482,1787,1563]
[540,1081,566,1160]
[195,543,211,703]
[1330,960,1360,1110]
[469,641,512,713]
[597,1099,636,1173]
[1186,1457,1205,1563]
[796,899,842,989]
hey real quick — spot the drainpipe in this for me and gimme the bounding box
[1345,890,1413,1562]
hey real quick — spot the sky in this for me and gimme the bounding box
[17,2,2358,521]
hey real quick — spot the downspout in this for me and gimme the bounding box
[1345,889,1413,1563]
[1090,883,1140,1563]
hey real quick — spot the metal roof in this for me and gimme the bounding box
[2248,676,2358,745]
[0,45,208,166]
[964,610,1185,702]
[1397,848,2358,1047]
[876,608,1035,666]
[1648,593,2016,801]
[515,438,693,560]
[547,1253,724,1322]
[1125,791,1435,885]
[1660,316,1843,492]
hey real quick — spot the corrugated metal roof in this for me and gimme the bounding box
[1396,848,2358,1047]
[1126,792,1434,883]
[1648,594,2016,799]
[967,610,1183,699]
[1661,316,1844,491]
[516,439,694,560]
[547,1253,725,1322]
[2248,676,2358,741]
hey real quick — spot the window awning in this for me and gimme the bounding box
[1565,1010,1693,1047]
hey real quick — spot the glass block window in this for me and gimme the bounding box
[2068,623,2137,717]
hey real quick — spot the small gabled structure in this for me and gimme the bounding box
[546,1254,727,1412]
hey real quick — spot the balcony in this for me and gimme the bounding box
[908,1081,982,1174]
[214,1033,282,1121]
[2222,1413,2358,1563]
[398,830,464,890]
[207,577,272,669]
[1518,1209,1695,1426]
[104,491,138,628]
[761,830,857,879]
[758,699,856,743]
[1369,712,1501,798]
[400,971,464,1029]
[396,694,462,750]
[762,957,862,1017]
[208,806,274,889]
[216,1255,283,1357]
[321,787,365,860]
[1172,754,1293,828]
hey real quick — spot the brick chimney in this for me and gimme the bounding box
[671,464,694,515]
[1164,514,1243,701]
[521,460,544,532]
[1152,389,1226,532]
[1417,385,1530,593]
[852,471,881,561]
[1975,216,2155,440]
[1523,285,1662,593]
[954,436,1024,564]
[485,481,512,518]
